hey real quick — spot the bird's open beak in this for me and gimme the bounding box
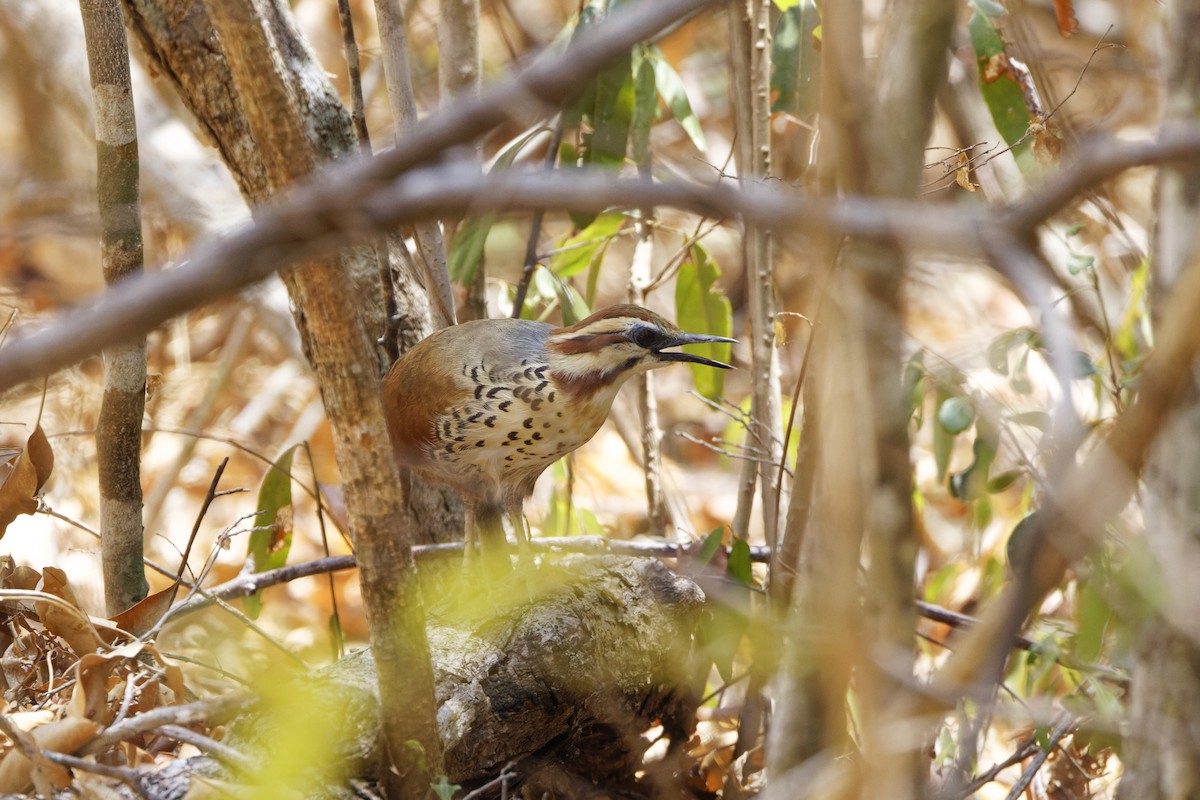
[654,332,736,369]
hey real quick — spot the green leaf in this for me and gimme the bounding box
[650,50,707,153]
[1011,348,1033,394]
[987,330,1021,375]
[1006,512,1041,570]
[547,273,591,326]
[1075,579,1110,664]
[697,601,746,682]
[697,526,725,566]
[933,387,955,481]
[1073,350,1099,378]
[548,213,625,279]
[328,614,345,662]
[727,538,753,586]
[675,244,733,400]
[586,51,636,168]
[772,0,800,9]
[1064,221,1085,237]
[630,54,657,166]
[903,351,926,428]
[771,1,821,117]
[245,444,298,619]
[968,10,1030,152]
[430,777,461,800]
[937,396,975,435]
[949,432,997,501]
[1067,252,1095,275]
[448,214,496,284]
[986,470,1022,493]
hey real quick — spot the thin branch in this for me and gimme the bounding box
[81,693,259,755]
[511,117,565,317]
[176,458,230,586]
[1002,714,1076,800]
[37,503,181,584]
[42,751,149,798]
[336,0,371,150]
[156,724,254,771]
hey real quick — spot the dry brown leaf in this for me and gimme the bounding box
[955,152,978,192]
[111,583,179,637]
[69,653,120,725]
[36,568,104,657]
[1031,119,1064,165]
[1053,0,1078,37]
[67,646,144,725]
[0,426,54,538]
[0,717,100,794]
[26,425,53,493]
[7,565,40,591]
[0,449,38,536]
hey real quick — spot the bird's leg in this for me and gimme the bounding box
[474,502,512,577]
[506,508,531,561]
[463,502,479,564]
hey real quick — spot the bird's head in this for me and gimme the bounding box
[546,304,735,401]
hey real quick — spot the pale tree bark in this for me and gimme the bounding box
[120,0,443,792]
[79,0,149,616]
[1119,0,1200,796]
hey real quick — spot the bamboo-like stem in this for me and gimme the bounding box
[724,2,778,794]
[79,0,149,616]
[728,0,782,552]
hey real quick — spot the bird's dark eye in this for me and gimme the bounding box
[628,325,659,349]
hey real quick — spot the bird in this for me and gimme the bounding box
[382,304,735,566]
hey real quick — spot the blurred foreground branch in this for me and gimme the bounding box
[3,129,1200,391]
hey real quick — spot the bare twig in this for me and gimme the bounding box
[157,724,254,771]
[42,751,149,798]
[37,504,181,584]
[81,692,259,755]
[176,458,231,586]
[511,117,565,317]
[1002,714,1076,800]
[336,0,371,150]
